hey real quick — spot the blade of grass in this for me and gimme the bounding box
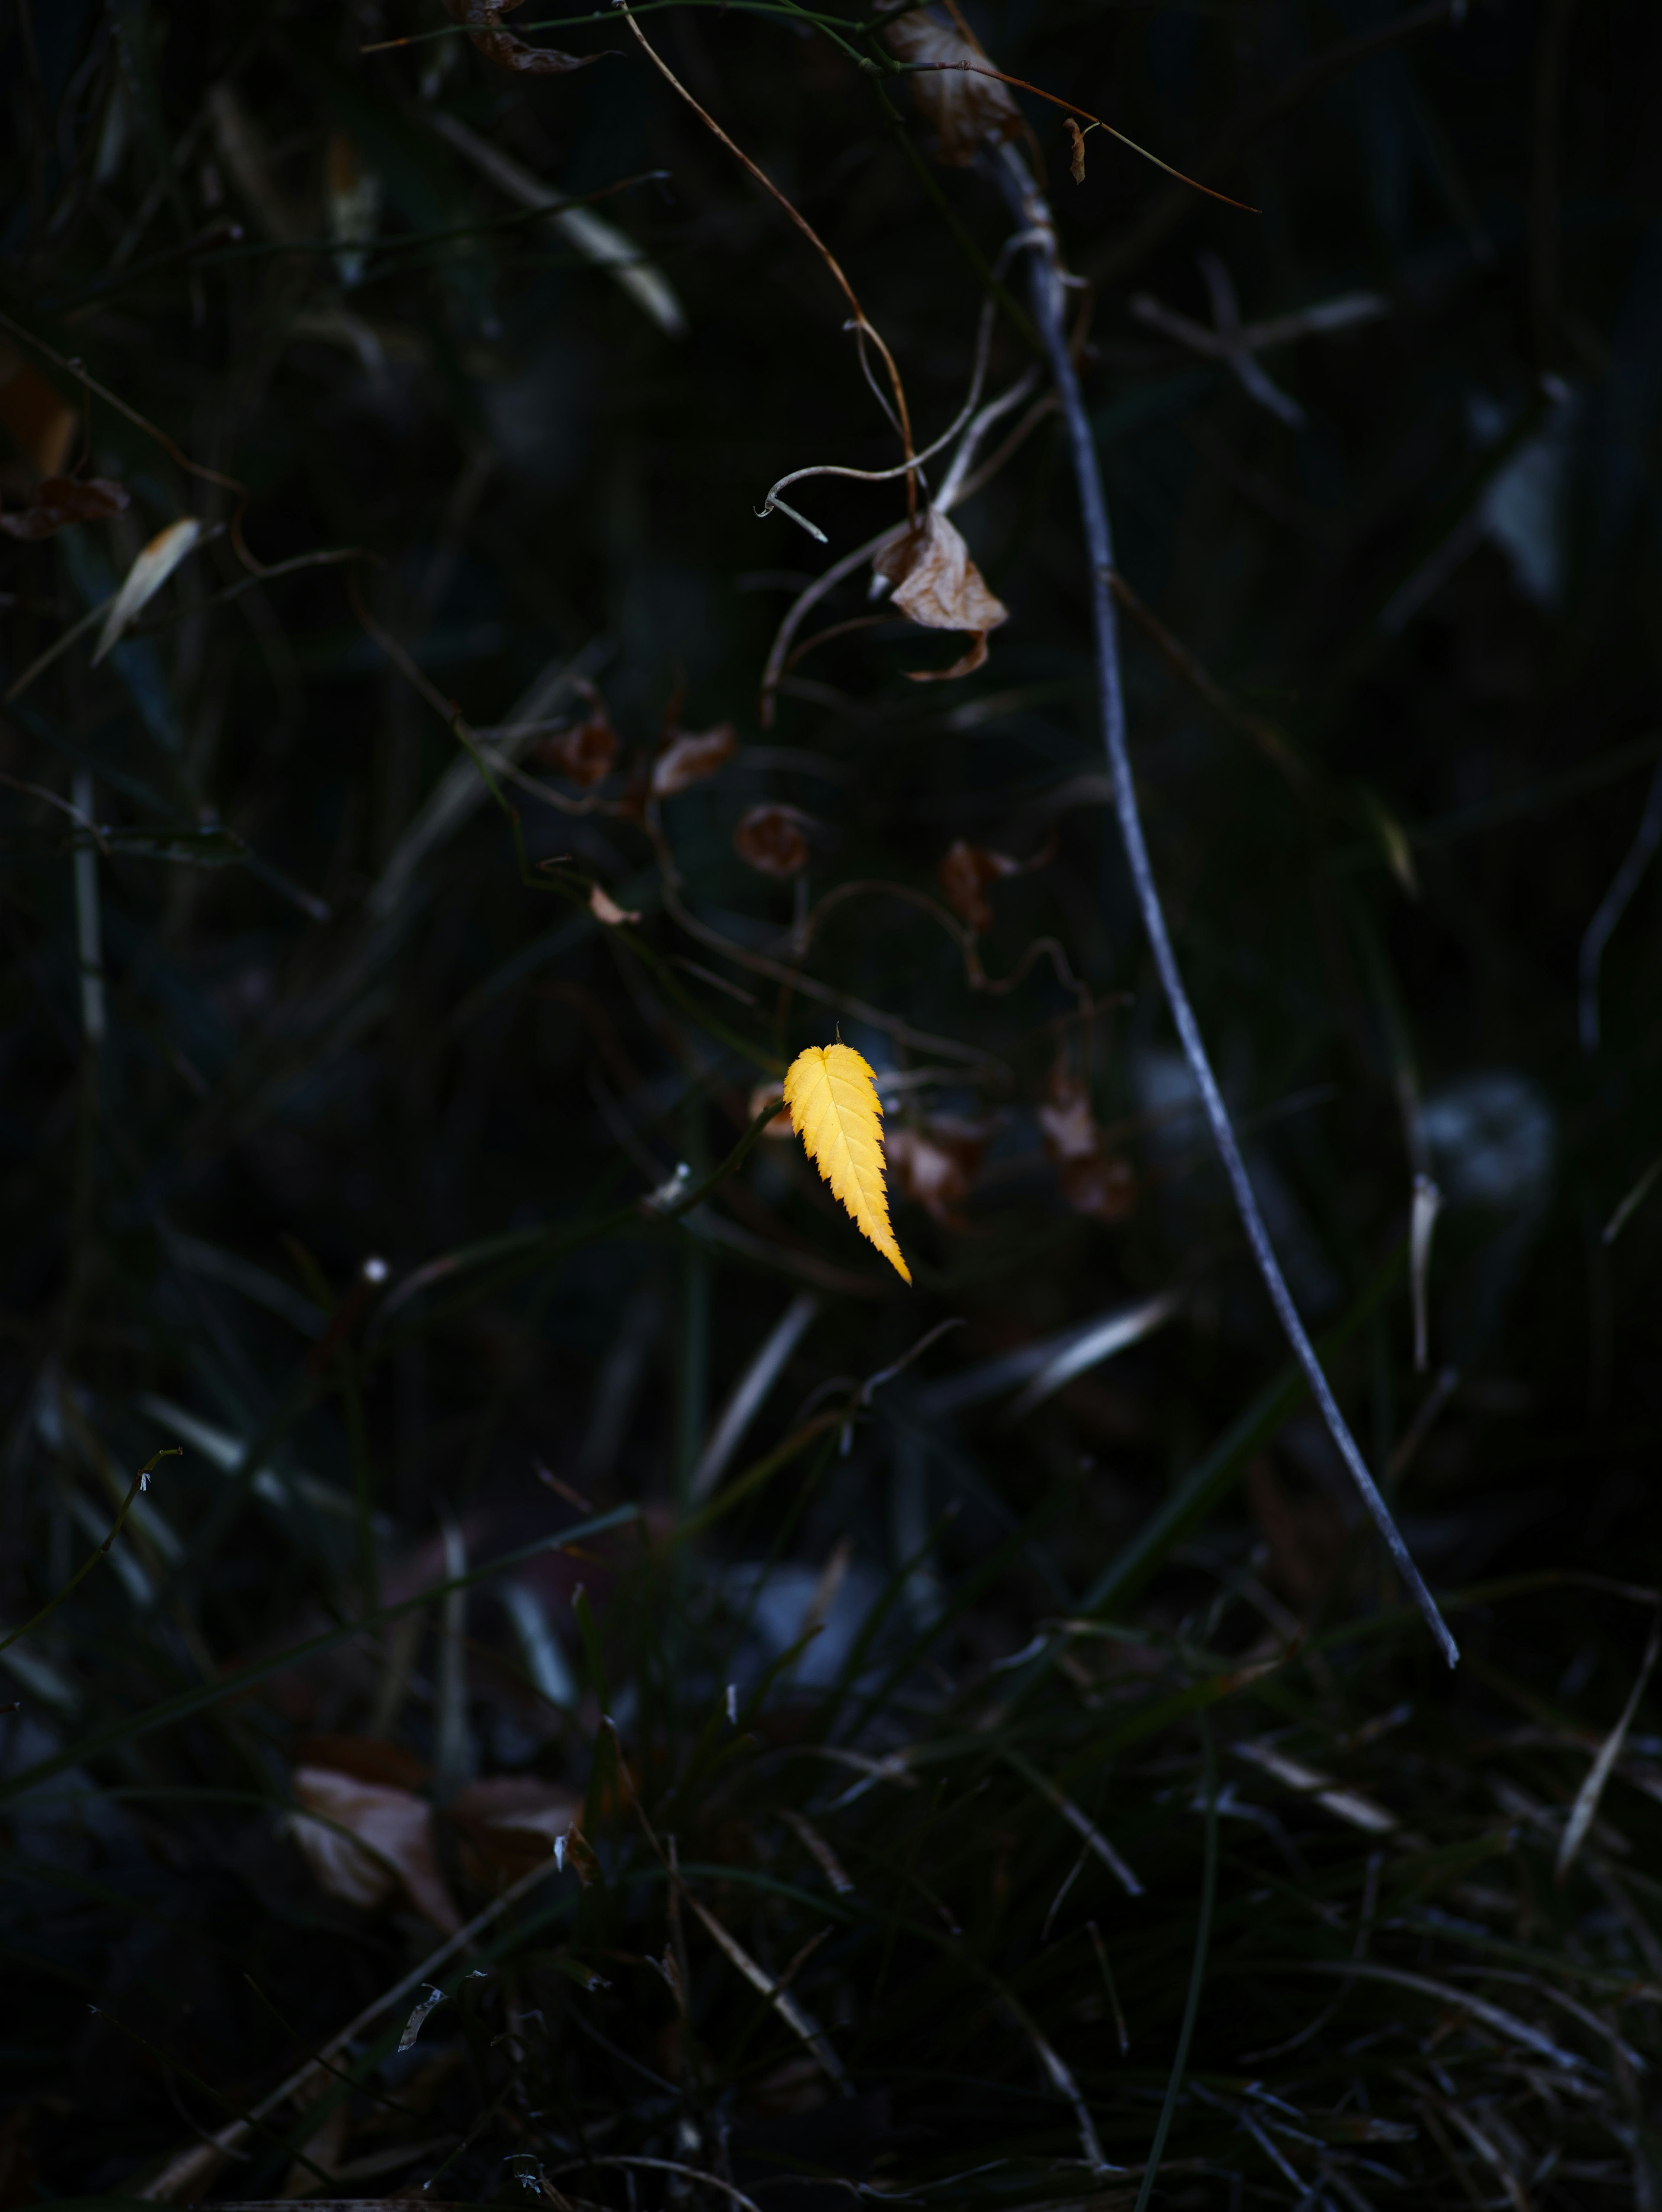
[1133,1713,1218,2212]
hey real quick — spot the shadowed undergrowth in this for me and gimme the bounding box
[3,0,1662,2206]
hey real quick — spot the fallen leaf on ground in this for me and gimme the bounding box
[784,1042,911,1282]
[294,1734,430,1790]
[652,721,737,797]
[873,509,1008,682]
[93,517,203,664]
[589,883,639,926]
[289,1765,461,1933]
[734,803,815,878]
[937,839,1020,931]
[882,12,1022,165]
[451,1775,580,1883]
[0,475,129,541]
[441,0,602,73]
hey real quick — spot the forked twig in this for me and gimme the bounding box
[994,142,1457,1668]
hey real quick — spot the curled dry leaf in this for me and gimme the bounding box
[651,721,737,797]
[747,1080,794,1137]
[783,1042,911,1283]
[937,839,1020,932]
[734,803,815,878]
[882,11,1022,166]
[589,882,639,926]
[0,475,129,541]
[93,517,204,664]
[873,509,1008,682]
[1039,1065,1135,1224]
[533,708,617,787]
[289,1765,461,1934]
[441,0,602,74]
[1066,117,1087,185]
[887,1120,986,1230]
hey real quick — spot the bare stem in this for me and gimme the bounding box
[612,0,918,509]
[994,144,1457,1669]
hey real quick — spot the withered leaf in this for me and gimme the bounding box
[1037,1066,1097,1164]
[0,475,129,541]
[1066,117,1087,185]
[289,1765,461,1934]
[1059,1151,1135,1223]
[441,0,602,74]
[450,1775,579,1885]
[93,517,203,665]
[651,721,737,797]
[734,803,815,878]
[589,882,639,926]
[873,509,1008,683]
[887,1120,985,1230]
[1039,1064,1135,1223]
[882,12,1022,166]
[937,838,1019,932]
[533,711,617,787]
[0,345,76,477]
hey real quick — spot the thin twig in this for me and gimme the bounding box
[895,58,1258,212]
[611,0,918,512]
[995,142,1457,1667]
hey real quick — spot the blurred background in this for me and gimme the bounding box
[3,1,1662,2206]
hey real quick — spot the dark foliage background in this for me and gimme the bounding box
[3,0,1662,2206]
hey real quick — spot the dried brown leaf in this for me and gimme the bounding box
[0,475,129,541]
[290,1765,461,1934]
[294,1734,430,1791]
[734,803,815,878]
[651,721,737,797]
[873,509,1008,682]
[887,1121,985,1229]
[1037,1066,1098,1165]
[882,11,1022,165]
[441,0,602,74]
[1038,1064,1134,1222]
[533,711,617,787]
[937,838,1019,931]
[1065,117,1086,184]
[0,344,76,477]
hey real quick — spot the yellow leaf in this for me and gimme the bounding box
[783,1042,911,1284]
